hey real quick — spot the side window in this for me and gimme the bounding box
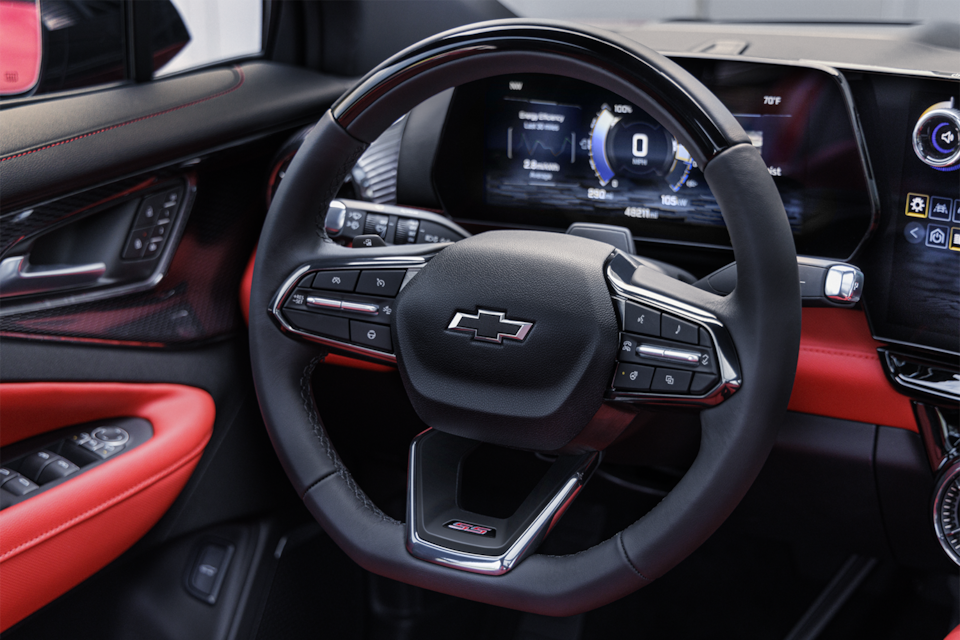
[155,0,263,77]
[0,0,263,101]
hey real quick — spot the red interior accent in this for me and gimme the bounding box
[241,249,395,372]
[789,307,916,431]
[945,624,960,640]
[240,246,256,325]
[0,383,215,631]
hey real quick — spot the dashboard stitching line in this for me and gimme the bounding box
[0,67,246,163]
[800,347,878,360]
[299,355,398,523]
[617,532,652,582]
[0,441,207,563]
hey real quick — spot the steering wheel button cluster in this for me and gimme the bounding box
[623,301,660,336]
[356,270,405,296]
[313,270,359,292]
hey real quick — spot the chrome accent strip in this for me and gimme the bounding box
[405,432,598,575]
[637,343,701,364]
[306,296,342,310]
[340,300,379,314]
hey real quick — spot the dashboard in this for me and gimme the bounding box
[436,61,874,260]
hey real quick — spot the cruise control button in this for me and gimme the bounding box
[350,320,393,351]
[19,450,57,482]
[355,270,405,297]
[283,289,312,311]
[38,457,80,484]
[614,364,654,391]
[690,373,719,395]
[313,270,359,292]
[661,315,699,345]
[3,475,38,496]
[623,301,660,336]
[651,368,693,393]
[618,334,643,364]
[285,310,350,340]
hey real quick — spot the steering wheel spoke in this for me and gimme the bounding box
[604,252,741,407]
[406,429,599,575]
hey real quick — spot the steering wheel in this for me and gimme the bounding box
[250,20,800,615]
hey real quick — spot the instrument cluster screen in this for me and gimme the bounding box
[435,62,874,258]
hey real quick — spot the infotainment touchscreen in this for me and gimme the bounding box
[874,91,960,355]
[434,61,874,259]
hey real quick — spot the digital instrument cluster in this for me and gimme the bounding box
[434,61,875,259]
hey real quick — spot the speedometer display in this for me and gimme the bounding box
[435,62,875,259]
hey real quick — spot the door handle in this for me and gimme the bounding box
[0,256,107,298]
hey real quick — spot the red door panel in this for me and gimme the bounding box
[0,383,215,631]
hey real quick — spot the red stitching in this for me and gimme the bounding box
[0,67,245,163]
[0,438,208,563]
[800,346,878,361]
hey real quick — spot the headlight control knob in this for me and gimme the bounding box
[913,99,960,169]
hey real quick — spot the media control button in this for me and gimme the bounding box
[350,320,393,351]
[623,301,660,336]
[651,368,693,393]
[355,270,405,297]
[313,270,359,292]
[660,315,699,345]
[614,364,654,391]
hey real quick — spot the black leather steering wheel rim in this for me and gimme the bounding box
[250,19,801,615]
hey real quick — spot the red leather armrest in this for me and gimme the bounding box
[0,383,215,630]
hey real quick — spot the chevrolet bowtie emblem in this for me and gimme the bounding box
[447,310,533,344]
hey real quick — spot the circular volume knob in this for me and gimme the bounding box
[913,100,960,169]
